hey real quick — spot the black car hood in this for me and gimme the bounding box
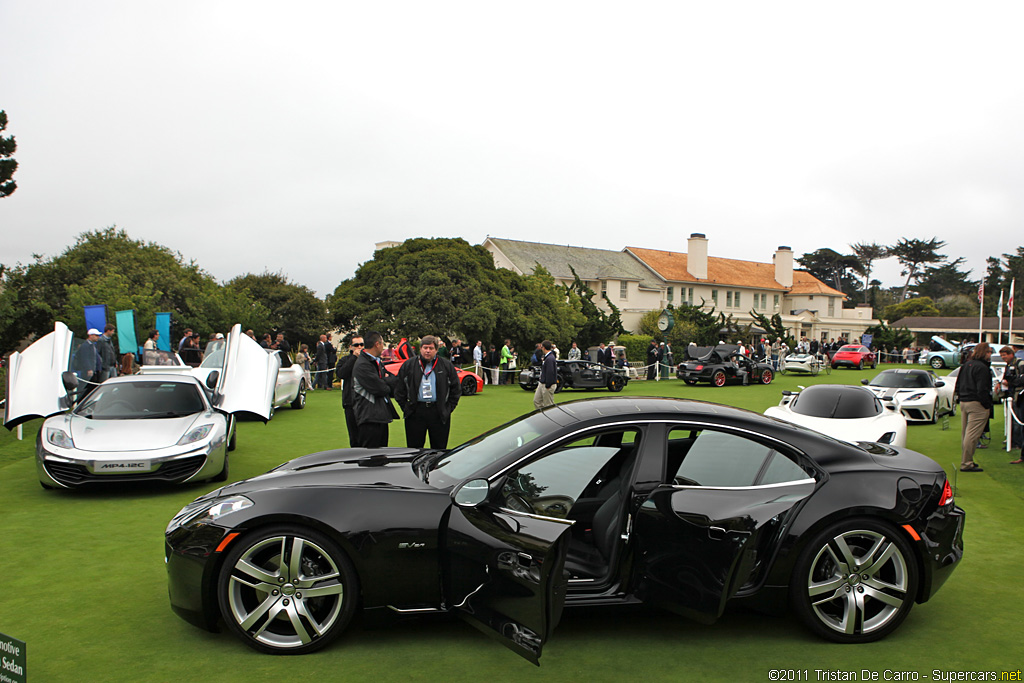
[216,447,440,495]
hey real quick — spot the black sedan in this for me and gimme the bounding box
[677,344,774,386]
[519,359,627,392]
[165,398,963,664]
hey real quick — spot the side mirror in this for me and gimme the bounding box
[452,478,490,508]
[61,371,78,393]
[934,381,945,388]
[860,379,869,385]
[206,370,220,390]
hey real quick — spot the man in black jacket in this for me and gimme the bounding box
[351,331,399,448]
[336,335,364,447]
[395,336,460,449]
[956,342,993,472]
[533,340,557,411]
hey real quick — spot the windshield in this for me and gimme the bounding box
[200,340,226,368]
[75,381,206,419]
[869,371,933,389]
[838,346,863,353]
[426,411,553,488]
[791,386,881,419]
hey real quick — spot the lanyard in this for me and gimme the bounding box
[421,358,438,378]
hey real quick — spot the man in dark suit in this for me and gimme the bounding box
[336,335,364,447]
[647,340,659,380]
[351,331,399,447]
[315,334,331,390]
[533,340,558,410]
[395,336,461,449]
[598,342,613,367]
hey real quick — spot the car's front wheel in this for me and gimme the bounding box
[930,356,945,370]
[760,369,773,384]
[291,381,307,409]
[218,525,358,654]
[791,519,918,643]
[460,375,477,396]
[608,375,625,392]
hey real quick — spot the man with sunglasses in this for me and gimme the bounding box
[336,335,365,447]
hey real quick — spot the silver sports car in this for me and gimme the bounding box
[4,323,278,489]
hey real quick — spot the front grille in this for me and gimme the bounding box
[44,455,208,487]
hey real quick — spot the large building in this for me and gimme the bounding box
[484,234,878,342]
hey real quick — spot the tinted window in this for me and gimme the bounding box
[667,428,806,487]
[790,386,881,419]
[869,371,933,388]
[76,381,205,419]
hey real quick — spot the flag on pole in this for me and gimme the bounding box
[978,281,985,303]
[1010,278,1015,311]
[998,290,1004,319]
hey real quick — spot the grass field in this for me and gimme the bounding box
[1,365,1022,682]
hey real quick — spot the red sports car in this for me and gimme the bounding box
[382,340,482,395]
[831,344,877,370]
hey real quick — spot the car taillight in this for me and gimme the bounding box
[695,364,703,371]
[938,479,954,507]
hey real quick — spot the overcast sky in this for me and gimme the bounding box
[2,2,1023,299]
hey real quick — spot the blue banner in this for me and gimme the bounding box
[115,310,138,356]
[861,333,873,348]
[154,312,173,352]
[83,304,106,334]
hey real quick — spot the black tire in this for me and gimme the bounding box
[711,370,726,387]
[218,525,359,655]
[212,453,229,482]
[683,378,698,386]
[608,375,625,392]
[460,375,477,396]
[519,381,535,392]
[553,376,565,393]
[291,380,307,409]
[856,361,863,371]
[930,356,945,370]
[790,518,918,643]
[929,399,939,424]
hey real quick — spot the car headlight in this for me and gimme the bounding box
[46,428,74,449]
[166,495,253,534]
[177,424,213,445]
[905,393,926,401]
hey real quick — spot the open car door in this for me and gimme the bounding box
[633,425,816,623]
[214,324,278,422]
[4,322,75,430]
[444,481,573,665]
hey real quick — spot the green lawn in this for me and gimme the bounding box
[1,366,1021,682]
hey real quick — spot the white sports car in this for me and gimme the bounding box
[779,352,830,376]
[764,384,907,447]
[193,340,306,413]
[860,369,953,424]
[4,323,277,489]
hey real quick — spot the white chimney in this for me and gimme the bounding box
[774,246,793,288]
[687,233,708,280]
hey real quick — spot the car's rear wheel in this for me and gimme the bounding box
[291,381,307,409]
[460,375,477,396]
[683,378,698,386]
[608,375,625,392]
[553,376,565,393]
[712,370,726,387]
[856,360,863,370]
[791,519,918,643]
[218,525,358,655]
[930,356,945,369]
[760,369,773,384]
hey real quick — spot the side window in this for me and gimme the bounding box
[666,427,807,487]
[501,429,640,519]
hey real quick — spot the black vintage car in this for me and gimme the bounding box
[166,397,963,664]
[677,344,774,387]
[519,359,627,392]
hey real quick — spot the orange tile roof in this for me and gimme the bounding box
[625,247,845,298]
